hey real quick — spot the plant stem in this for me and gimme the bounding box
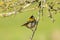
[30,10,40,40]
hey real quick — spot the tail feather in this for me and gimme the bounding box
[21,22,29,26]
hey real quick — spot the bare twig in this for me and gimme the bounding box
[0,3,31,17]
[30,10,40,40]
[48,9,55,23]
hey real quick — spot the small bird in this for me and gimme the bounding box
[22,15,37,31]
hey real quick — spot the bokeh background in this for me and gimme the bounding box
[0,0,60,40]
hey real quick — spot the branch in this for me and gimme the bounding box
[48,9,55,23]
[30,11,40,40]
[0,3,31,17]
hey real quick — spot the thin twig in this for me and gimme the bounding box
[30,10,40,40]
[30,24,37,40]
[48,9,55,23]
[0,3,31,17]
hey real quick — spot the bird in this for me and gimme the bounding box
[22,15,37,31]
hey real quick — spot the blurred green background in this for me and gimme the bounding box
[0,0,60,40]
